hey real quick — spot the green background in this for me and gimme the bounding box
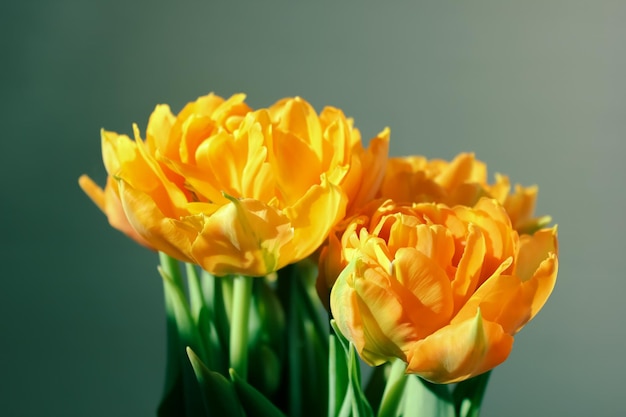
[2,1,624,416]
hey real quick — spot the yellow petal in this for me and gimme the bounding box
[435,153,485,191]
[101,130,137,176]
[516,226,558,281]
[521,252,558,326]
[452,269,529,335]
[79,175,154,249]
[190,196,294,276]
[118,179,196,263]
[331,258,412,365]
[344,128,390,214]
[145,104,175,157]
[451,223,486,310]
[391,247,454,336]
[406,310,514,383]
[269,97,323,157]
[282,176,347,262]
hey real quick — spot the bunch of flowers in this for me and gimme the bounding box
[80,92,558,417]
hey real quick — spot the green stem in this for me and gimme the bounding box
[159,252,185,292]
[229,275,254,381]
[453,371,492,417]
[287,274,302,417]
[377,359,408,417]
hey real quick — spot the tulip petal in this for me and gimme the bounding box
[332,259,414,366]
[451,223,486,310]
[191,196,294,276]
[406,310,513,384]
[118,179,196,263]
[517,226,558,282]
[391,247,454,336]
[101,130,138,176]
[282,177,347,262]
[523,252,558,325]
[358,129,390,197]
[435,153,485,191]
[450,257,534,335]
[269,97,323,157]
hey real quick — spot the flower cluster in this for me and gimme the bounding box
[80,93,389,276]
[80,91,558,401]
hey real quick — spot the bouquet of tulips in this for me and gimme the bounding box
[80,92,558,417]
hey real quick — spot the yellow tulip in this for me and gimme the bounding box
[378,153,550,233]
[329,198,558,383]
[80,93,388,276]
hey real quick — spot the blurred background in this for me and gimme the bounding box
[2,1,625,416]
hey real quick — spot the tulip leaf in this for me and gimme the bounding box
[301,314,329,416]
[158,256,185,417]
[158,253,206,417]
[293,259,329,347]
[330,320,374,417]
[364,364,387,414]
[201,270,230,358]
[186,347,244,417]
[186,263,224,372]
[402,376,455,417]
[245,278,285,396]
[348,344,375,417]
[452,371,491,417]
[376,360,409,417]
[328,334,349,417]
[230,368,287,417]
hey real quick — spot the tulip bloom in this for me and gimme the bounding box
[80,93,389,276]
[378,153,550,233]
[329,198,558,383]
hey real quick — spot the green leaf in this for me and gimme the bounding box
[186,347,244,417]
[330,321,374,417]
[157,256,185,417]
[201,270,230,360]
[247,343,282,397]
[293,259,329,347]
[452,371,491,417]
[347,344,375,417]
[300,315,329,417]
[159,255,209,417]
[328,334,349,417]
[186,264,224,372]
[402,376,455,417]
[364,364,388,415]
[230,368,287,417]
[376,360,408,417]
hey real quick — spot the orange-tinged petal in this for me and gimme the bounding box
[435,153,485,191]
[517,226,558,281]
[118,179,196,263]
[406,310,514,383]
[451,223,486,310]
[79,174,106,211]
[391,248,454,335]
[452,267,530,335]
[343,128,390,214]
[316,230,344,309]
[522,252,558,325]
[79,175,154,249]
[190,196,294,276]
[331,259,413,365]
[179,114,216,164]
